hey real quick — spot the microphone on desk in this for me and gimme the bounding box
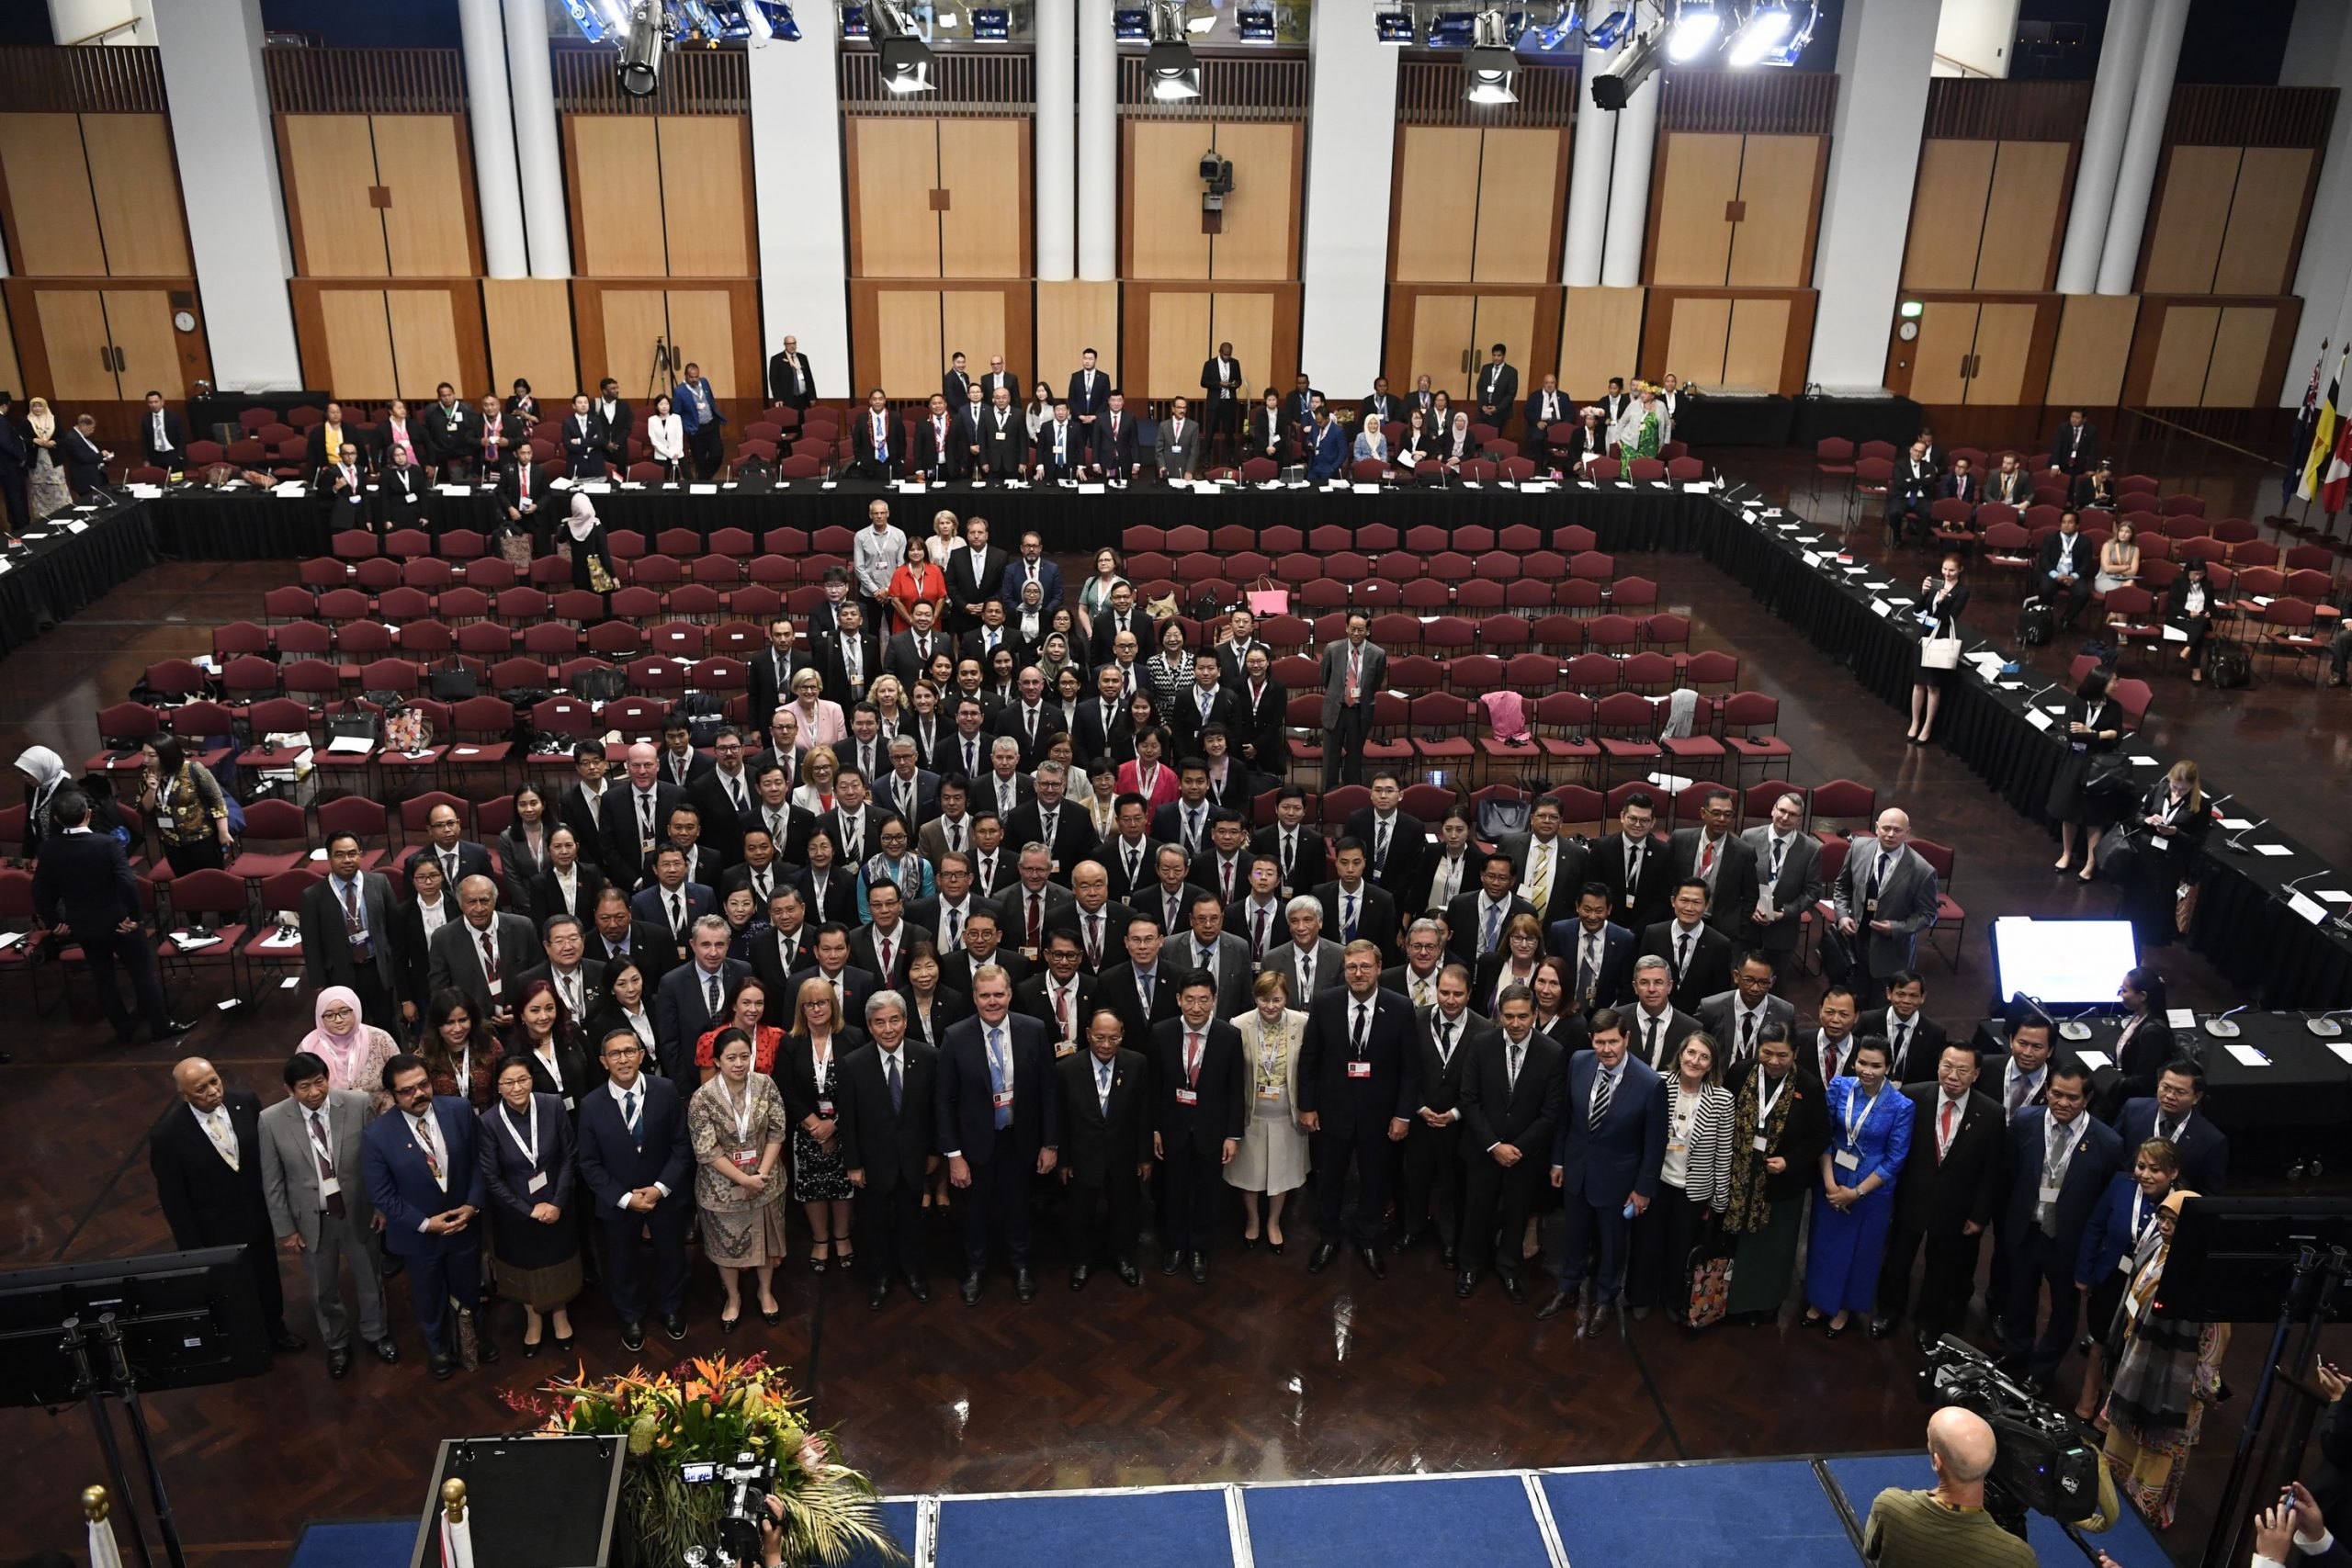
[2282,870,2327,894]
[2222,818,2270,853]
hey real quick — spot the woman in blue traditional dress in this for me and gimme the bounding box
[1802,1036,1910,1336]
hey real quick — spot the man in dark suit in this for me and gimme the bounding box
[838,992,938,1307]
[362,1055,497,1375]
[1831,807,1939,1007]
[1005,767,1094,885]
[1594,793,1671,934]
[600,746,687,887]
[1246,389,1290,467]
[1319,614,1385,789]
[1156,395,1202,479]
[967,385,1025,483]
[33,789,183,1042]
[1667,788,1760,945]
[1086,390,1142,482]
[592,379,631,477]
[884,603,951,692]
[1398,964,1486,1262]
[2034,510,2096,630]
[136,389,188,471]
[749,888,819,1012]
[1542,1008,1668,1335]
[62,414,109,496]
[1549,883,1637,1014]
[631,846,718,961]
[1474,344,1519,430]
[574,1029,694,1348]
[1886,438,1938,545]
[559,394,608,479]
[1456,983,1565,1302]
[1872,1043,2002,1348]
[2048,408,2098,479]
[1939,456,1978,509]
[1498,798,1588,931]
[977,355,1021,406]
[1056,1006,1152,1289]
[1200,343,1244,457]
[1998,1060,2123,1387]
[941,351,973,412]
[1316,838,1402,958]
[2114,1058,2229,1194]
[910,392,961,482]
[152,1056,304,1352]
[1362,376,1400,430]
[1640,879,1735,1016]
[1031,402,1085,483]
[1252,789,1331,901]
[1048,862,1132,976]
[402,802,496,894]
[1622,956,1701,1072]
[1066,348,1111,438]
[747,617,803,739]
[1297,941,1419,1277]
[1344,773,1427,906]
[594,885,677,976]
[300,831,403,1036]
[946,513,1011,630]
[1019,928,1097,1053]
[849,389,902,481]
[935,964,1061,1304]
[1149,971,1247,1281]
[1695,952,1797,1078]
[1448,855,1536,966]
[653,918,750,1079]
[1521,374,1570,468]
[425,875,537,1030]
[418,384,481,480]
[1742,791,1824,984]
[688,728,762,866]
[1862,971,1949,1084]
[768,335,815,411]
[1094,914,1182,1044]
[1086,586,1148,672]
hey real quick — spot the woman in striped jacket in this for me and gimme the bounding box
[1625,1031,1737,1323]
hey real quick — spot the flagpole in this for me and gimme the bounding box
[85,1484,125,1568]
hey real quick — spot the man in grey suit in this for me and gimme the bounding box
[1154,396,1202,479]
[300,831,404,1036]
[425,874,537,1030]
[1262,896,1345,1003]
[1496,798,1589,931]
[1694,951,1796,1081]
[1740,791,1823,986]
[1318,612,1385,789]
[1832,807,1940,1006]
[1170,889,1253,1021]
[260,1051,395,1380]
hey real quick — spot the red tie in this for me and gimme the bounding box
[1028,894,1044,950]
[1699,836,1715,876]
[1056,984,1071,1040]
[480,929,500,981]
[1823,1043,1838,1084]
[1186,1032,1202,1087]
[1939,1100,1954,1160]
[1253,907,1268,955]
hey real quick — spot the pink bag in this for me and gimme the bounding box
[1480,689,1531,744]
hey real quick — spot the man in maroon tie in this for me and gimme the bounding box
[1871,1043,2000,1348]
[1148,973,1245,1282]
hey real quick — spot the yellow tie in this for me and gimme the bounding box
[1530,852,1551,915]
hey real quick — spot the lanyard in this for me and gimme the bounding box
[1842,1085,1879,1147]
[725,1077,755,1146]
[1756,1072,1788,1133]
[501,1097,541,1166]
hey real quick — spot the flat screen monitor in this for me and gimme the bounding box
[2155,1197,2352,1322]
[413,1436,626,1568]
[1989,916,2139,1010]
[0,1247,270,1409]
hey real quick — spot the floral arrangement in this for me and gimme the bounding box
[509,1353,899,1567]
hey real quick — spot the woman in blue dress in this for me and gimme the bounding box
[1803,1036,1910,1337]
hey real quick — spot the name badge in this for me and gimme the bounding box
[817,1098,834,1117]
[2038,1183,2062,1205]
[1752,1134,1769,1152]
[1666,1141,1687,1156]
[1055,1043,1079,1058]
[561,1095,575,1112]
[731,1147,760,1172]
[2118,1254,2133,1275]
[1623,891,1636,908]
[1259,1087,1283,1099]
[1175,1088,1199,1106]
[992,1089,1015,1110]
[320,1174,341,1197]
[994,431,1007,440]
[1864,898,1878,915]
[1347,1061,1373,1078]
[1834,1148,1860,1171]
[527,1171,548,1193]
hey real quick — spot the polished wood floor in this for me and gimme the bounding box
[2,471,2346,1565]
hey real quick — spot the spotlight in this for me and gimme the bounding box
[1518,2,1581,51]
[1665,0,1723,62]
[1584,6,1634,48]
[560,0,613,43]
[1590,25,1663,110]
[616,0,664,96]
[1236,6,1275,39]
[1727,0,1815,66]
[970,6,1009,39]
[1464,7,1518,106]
[1374,8,1417,43]
[1427,10,1478,47]
[869,0,933,93]
[1145,1,1201,100]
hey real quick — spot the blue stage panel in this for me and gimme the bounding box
[286,1520,415,1568]
[1825,1453,2174,1568]
[1544,1461,1856,1568]
[846,1499,923,1568]
[1244,1474,1553,1568]
[934,1486,1233,1568]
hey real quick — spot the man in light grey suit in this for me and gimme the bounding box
[1740,790,1823,987]
[1155,396,1202,479]
[1262,896,1346,1003]
[1694,951,1797,1082]
[1170,888,1253,1021]
[259,1051,394,1380]
[1832,807,1940,1007]
[1318,612,1385,789]
[425,874,539,1029]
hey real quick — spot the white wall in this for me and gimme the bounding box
[1931,0,2021,77]
[748,17,850,399]
[46,0,153,45]
[2279,0,2352,402]
[1296,0,1399,391]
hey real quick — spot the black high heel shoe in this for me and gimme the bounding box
[759,1301,782,1325]
[1823,1317,1850,1340]
[721,1312,742,1335]
[552,1332,575,1355]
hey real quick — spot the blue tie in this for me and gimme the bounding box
[987,1026,1010,1130]
[886,1052,902,1113]
[623,1088,640,1137]
[1484,901,1501,954]
[1344,893,1358,942]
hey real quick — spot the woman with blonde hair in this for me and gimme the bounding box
[2128,761,2209,948]
[787,668,847,750]
[781,976,865,1272]
[926,508,963,567]
[1226,971,1310,1252]
[688,1025,789,1329]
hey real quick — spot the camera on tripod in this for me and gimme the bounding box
[1917,1335,2103,1532]
[678,1451,777,1567]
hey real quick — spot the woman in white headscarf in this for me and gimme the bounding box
[13,745,66,857]
[26,398,70,521]
[554,492,616,596]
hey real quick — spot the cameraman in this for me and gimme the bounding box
[1863,1409,2035,1567]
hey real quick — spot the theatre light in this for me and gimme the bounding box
[616,0,665,96]
[1584,5,1634,47]
[1590,23,1663,110]
[869,0,934,93]
[1236,7,1276,39]
[1727,0,1815,66]
[1114,9,1150,41]
[1145,1,1202,100]
[1518,1,1582,51]
[1463,7,1519,105]
[1374,9,1417,43]
[1665,0,1722,62]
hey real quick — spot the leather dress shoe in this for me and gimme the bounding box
[904,1274,931,1304]
[1536,1291,1572,1322]
[1069,1264,1091,1292]
[476,1337,501,1364]
[1455,1269,1482,1300]
[1392,1227,1420,1254]
[1013,1267,1036,1303]
[868,1281,890,1311]
[1189,1252,1208,1285]
[1161,1248,1183,1275]
[429,1352,458,1381]
[327,1348,353,1380]
[1499,1270,1525,1304]
[1869,1314,1896,1341]
[1357,1245,1385,1280]
[270,1328,309,1353]
[661,1314,686,1341]
[1308,1241,1339,1273]
[368,1337,399,1364]
[1115,1259,1142,1287]
[620,1321,645,1351]
[153,1018,198,1041]
[960,1272,983,1306]
[1581,1299,1620,1340]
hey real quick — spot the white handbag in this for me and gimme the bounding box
[1920,635,1963,671]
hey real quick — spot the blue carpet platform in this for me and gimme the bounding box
[285,1452,2178,1566]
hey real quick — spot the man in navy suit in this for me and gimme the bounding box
[33,788,184,1042]
[1066,347,1111,439]
[1148,970,1247,1282]
[1542,1007,1668,1336]
[1549,883,1637,1014]
[1997,1059,2122,1387]
[632,844,718,969]
[574,1027,694,1349]
[1297,941,1419,1277]
[995,529,1063,616]
[362,1054,499,1379]
[936,964,1061,1305]
[653,917,750,1080]
[1304,407,1349,481]
[2113,1058,2228,1195]
[838,991,938,1309]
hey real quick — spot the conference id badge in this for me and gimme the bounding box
[319,1173,342,1197]
[1834,1148,1860,1172]
[817,1098,835,1117]
[1864,897,1878,916]
[1175,1088,1199,1106]
[730,1146,760,1172]
[994,431,1007,440]
[1055,1042,1078,1058]
[1260,1086,1283,1100]
[992,1089,1015,1111]
[2039,1182,2062,1205]
[561,1094,576,1112]
[1666,1141,1687,1157]
[1753,1134,1770,1152]
[1347,1060,1373,1078]
[527,1171,549,1193]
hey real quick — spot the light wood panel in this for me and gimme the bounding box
[1128,119,1213,279]
[483,279,579,402]
[385,289,460,402]
[1724,135,1818,288]
[2203,304,2277,407]
[1967,301,2039,403]
[2044,293,2140,407]
[571,116,666,278]
[1472,129,1561,284]
[1560,286,1645,399]
[1650,132,1742,288]
[1666,297,1733,386]
[598,289,671,397]
[368,115,472,277]
[1975,140,2070,292]
[318,289,397,400]
[2145,304,2220,406]
[848,117,944,278]
[1406,294,1477,396]
[79,115,188,276]
[1902,140,1995,291]
[1035,280,1119,398]
[281,114,388,278]
[1208,121,1297,281]
[2142,146,2239,295]
[940,290,1008,394]
[103,290,187,400]
[1209,292,1274,405]
[1394,126,1479,283]
[1,114,107,276]
[936,118,1024,278]
[1147,290,1213,401]
[1723,297,1792,391]
[663,288,740,398]
[1471,295,1538,383]
[2213,146,2312,297]
[874,289,944,398]
[0,292,21,397]
[34,288,115,400]
[1905,301,1978,405]
[657,116,750,277]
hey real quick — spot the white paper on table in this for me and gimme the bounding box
[2026,709,2055,731]
[1801,550,1823,567]
[1577,480,1598,491]
[820,480,839,490]
[280,975,301,990]
[2074,1050,2114,1072]
[273,482,306,497]
[1997,680,2023,689]
[2222,1043,2272,1067]
[436,483,471,496]
[1522,481,1556,493]
[65,521,88,534]
[1351,483,1381,494]
[2163,626,2188,643]
[2319,890,2352,905]
[2166,1008,2197,1028]
[2254,843,2293,856]
[581,481,612,494]
[326,735,373,755]
[2329,1042,2352,1066]
[2218,817,2254,830]
[2289,891,2330,924]
[688,483,718,495]
[2128,754,2160,766]
[1462,481,1483,490]
[722,481,739,490]
[1871,600,1892,618]
[1077,483,1107,495]
[1741,511,1759,525]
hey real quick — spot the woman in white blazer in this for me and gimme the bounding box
[646,394,685,477]
[1626,1030,1737,1323]
[1225,972,1311,1253]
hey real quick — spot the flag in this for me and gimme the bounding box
[2324,412,2352,513]
[87,1506,123,1568]
[439,1508,473,1568]
[2298,345,2349,504]
[2287,342,2326,509]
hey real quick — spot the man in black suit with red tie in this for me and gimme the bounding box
[1086,389,1142,482]
[1149,970,1247,1283]
[1055,1006,1151,1290]
[1297,941,1419,1279]
[1872,1042,2001,1348]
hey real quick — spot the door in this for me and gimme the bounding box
[1964,302,2038,405]
[1407,295,1477,397]
[35,288,118,401]
[104,290,190,399]
[1904,302,1979,405]
[1472,295,1537,408]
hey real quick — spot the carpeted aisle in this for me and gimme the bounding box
[1244,1473,1555,1567]
[1824,1453,2174,1568]
[285,1519,417,1568]
[1544,1460,1854,1568]
[933,1485,1233,1568]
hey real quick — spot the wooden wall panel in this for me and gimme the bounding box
[1393,126,1479,282]
[2141,147,2238,295]
[1649,132,1741,287]
[1967,301,2039,403]
[1560,286,1645,400]
[369,115,473,277]
[1472,297,1538,389]
[940,290,1009,393]
[598,288,671,396]
[1,113,108,276]
[874,289,944,398]
[1035,279,1119,396]
[1905,302,1978,405]
[317,289,397,400]
[1901,140,1995,291]
[34,288,116,400]
[1724,135,1819,288]
[1147,290,1212,402]
[79,114,188,276]
[1127,120,1212,278]
[0,292,21,398]
[281,114,387,278]
[1473,129,1561,284]
[847,117,944,278]
[483,279,579,403]
[2202,304,2277,407]
[657,116,751,277]
[385,288,461,401]
[662,288,744,399]
[1975,140,2070,292]
[1723,298,1792,391]
[2044,294,2140,407]
[1403,294,1477,397]
[2212,147,2311,297]
[571,116,666,278]
[103,290,186,400]
[1209,292,1274,406]
[936,118,1025,279]
[1207,120,1297,281]
[1666,297,1733,387]
[2145,304,2220,406]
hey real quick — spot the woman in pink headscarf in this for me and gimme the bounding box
[300,985,399,1115]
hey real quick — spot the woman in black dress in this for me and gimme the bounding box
[900,942,971,1050]
[779,976,866,1271]
[2165,558,2217,685]
[2103,964,2177,1115]
[1906,553,1970,746]
[2048,667,2124,882]
[505,977,592,1122]
[553,493,616,595]
[477,1056,580,1357]
[529,824,607,926]
[2125,761,2211,949]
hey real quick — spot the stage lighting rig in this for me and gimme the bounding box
[1145,1,1203,101]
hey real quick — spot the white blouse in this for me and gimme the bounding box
[648,413,685,461]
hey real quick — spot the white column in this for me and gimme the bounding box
[2053,0,2146,292]
[2095,0,2188,295]
[149,0,300,389]
[2279,0,2352,400]
[502,0,571,278]
[1561,42,1620,287]
[1597,60,1657,288]
[457,0,527,279]
[1805,0,1938,393]
[748,14,848,399]
[1035,0,1076,282]
[1076,3,1117,281]
[1296,0,1400,390]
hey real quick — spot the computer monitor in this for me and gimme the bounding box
[0,1247,271,1409]
[2156,1197,2352,1323]
[1989,916,2139,1010]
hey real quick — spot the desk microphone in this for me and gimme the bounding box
[2023,681,2062,705]
[2204,1003,2249,1040]
[2222,818,2270,853]
[2282,870,2327,895]
[2057,1003,2100,1043]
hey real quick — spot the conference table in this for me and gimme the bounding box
[0,495,157,656]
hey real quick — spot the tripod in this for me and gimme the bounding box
[2198,1244,2349,1568]
[60,1312,198,1568]
[645,335,680,402]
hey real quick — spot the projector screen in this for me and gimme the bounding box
[1989,917,2140,1009]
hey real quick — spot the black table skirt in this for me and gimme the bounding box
[0,503,157,655]
[1788,396,1926,450]
[1673,397,1794,449]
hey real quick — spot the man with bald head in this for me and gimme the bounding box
[1861,1407,2036,1566]
[600,740,686,883]
[150,1057,306,1351]
[1833,807,1940,1008]
[425,874,537,1029]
